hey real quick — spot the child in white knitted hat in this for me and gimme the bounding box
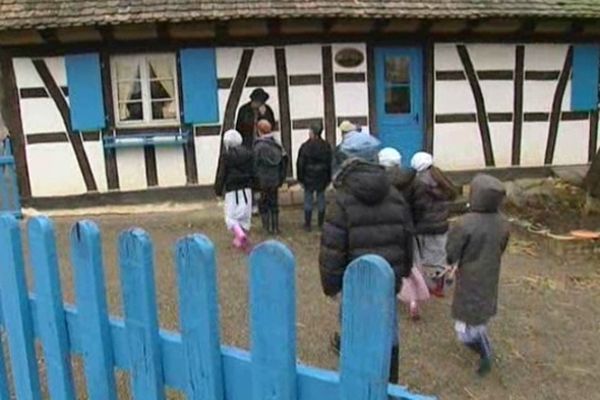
[379,148,430,320]
[214,129,254,251]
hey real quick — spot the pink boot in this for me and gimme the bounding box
[232,224,248,250]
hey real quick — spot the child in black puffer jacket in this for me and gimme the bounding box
[214,129,254,251]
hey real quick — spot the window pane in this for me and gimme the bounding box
[119,102,143,121]
[117,81,142,102]
[115,59,141,81]
[150,79,175,100]
[147,56,174,79]
[385,86,411,114]
[385,56,410,84]
[152,100,177,120]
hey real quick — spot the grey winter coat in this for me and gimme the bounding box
[446,174,510,326]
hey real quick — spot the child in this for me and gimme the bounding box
[446,174,510,376]
[378,148,430,320]
[319,139,412,384]
[214,129,254,251]
[296,122,332,231]
[410,151,457,297]
[253,119,288,234]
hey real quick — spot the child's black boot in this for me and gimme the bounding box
[304,210,312,232]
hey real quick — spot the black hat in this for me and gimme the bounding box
[250,88,269,103]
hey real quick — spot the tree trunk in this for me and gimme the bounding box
[585,148,600,199]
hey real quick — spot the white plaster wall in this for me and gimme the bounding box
[488,122,513,168]
[433,123,485,170]
[116,148,147,191]
[216,47,245,78]
[524,44,569,70]
[434,43,463,70]
[520,122,549,167]
[20,98,66,134]
[435,81,477,114]
[26,143,86,197]
[479,81,513,113]
[44,57,67,87]
[13,58,44,88]
[467,44,516,70]
[434,42,589,169]
[195,136,221,185]
[522,80,556,113]
[286,44,322,74]
[553,121,589,165]
[289,85,323,120]
[83,140,108,193]
[155,147,187,188]
[334,82,368,118]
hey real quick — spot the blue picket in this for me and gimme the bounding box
[175,235,224,400]
[0,166,9,211]
[248,241,297,400]
[69,220,117,400]
[28,216,76,400]
[0,297,10,400]
[0,214,42,400]
[118,229,165,400]
[340,255,396,400]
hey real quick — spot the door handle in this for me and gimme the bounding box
[414,113,419,123]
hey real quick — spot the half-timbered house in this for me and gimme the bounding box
[0,1,599,206]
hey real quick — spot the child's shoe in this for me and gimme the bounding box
[232,225,248,250]
[477,357,492,376]
[409,301,421,321]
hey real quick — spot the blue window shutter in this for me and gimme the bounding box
[571,45,600,111]
[180,48,219,124]
[65,53,106,132]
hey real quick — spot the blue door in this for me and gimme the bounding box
[375,47,423,164]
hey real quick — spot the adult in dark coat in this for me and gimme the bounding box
[296,122,332,231]
[319,157,413,384]
[235,88,276,148]
[446,174,510,376]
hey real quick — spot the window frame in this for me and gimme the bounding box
[110,53,181,128]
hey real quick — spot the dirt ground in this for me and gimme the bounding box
[11,204,600,399]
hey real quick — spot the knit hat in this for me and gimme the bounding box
[378,147,402,168]
[411,152,434,172]
[339,120,356,134]
[340,131,381,163]
[223,129,242,150]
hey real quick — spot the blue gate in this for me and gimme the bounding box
[0,138,21,218]
[0,215,435,400]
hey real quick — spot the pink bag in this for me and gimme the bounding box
[398,266,431,304]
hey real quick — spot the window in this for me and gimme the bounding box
[111,54,180,127]
[384,56,411,114]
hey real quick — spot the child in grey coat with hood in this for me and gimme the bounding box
[446,174,510,376]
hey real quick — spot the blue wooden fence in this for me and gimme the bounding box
[0,214,435,400]
[0,138,21,218]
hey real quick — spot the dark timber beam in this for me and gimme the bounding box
[37,29,59,45]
